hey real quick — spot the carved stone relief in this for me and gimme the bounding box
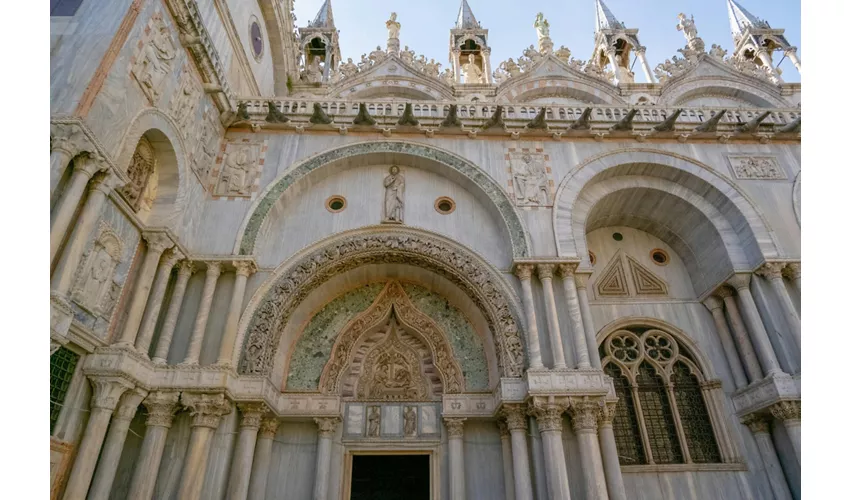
[356,319,430,401]
[170,69,201,140]
[71,222,124,318]
[367,405,381,437]
[727,155,786,180]
[594,250,668,299]
[344,402,440,440]
[382,166,405,223]
[404,406,417,437]
[210,139,267,199]
[506,146,553,207]
[191,105,221,186]
[130,13,177,105]
[120,137,157,212]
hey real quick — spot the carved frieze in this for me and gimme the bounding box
[130,12,178,105]
[344,402,440,440]
[209,139,267,199]
[71,222,125,321]
[505,146,553,208]
[727,155,786,180]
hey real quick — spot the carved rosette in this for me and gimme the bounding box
[769,400,801,423]
[314,417,341,438]
[181,393,232,428]
[237,403,269,429]
[568,398,602,433]
[740,414,770,434]
[259,417,281,439]
[499,405,528,431]
[444,418,466,438]
[143,391,181,428]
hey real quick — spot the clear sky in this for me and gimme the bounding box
[292,0,801,83]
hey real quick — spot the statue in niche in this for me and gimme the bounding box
[72,227,123,316]
[134,20,176,103]
[462,53,484,84]
[301,56,322,83]
[121,138,156,211]
[218,145,256,195]
[533,13,550,41]
[383,165,405,223]
[386,12,401,40]
[512,153,550,205]
[367,406,381,437]
[403,406,417,437]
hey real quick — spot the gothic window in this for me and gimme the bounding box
[120,137,157,212]
[50,347,80,432]
[600,326,722,466]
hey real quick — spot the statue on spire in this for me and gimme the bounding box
[386,12,401,55]
[533,13,553,54]
[676,13,705,53]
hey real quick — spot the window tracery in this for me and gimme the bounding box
[600,326,722,465]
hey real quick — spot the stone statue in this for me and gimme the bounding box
[339,57,358,78]
[367,406,381,437]
[424,59,440,78]
[512,153,550,205]
[301,57,322,83]
[358,53,371,71]
[709,44,728,60]
[676,13,705,52]
[400,46,415,65]
[440,67,455,85]
[554,45,572,62]
[386,12,401,40]
[383,165,405,223]
[219,146,255,195]
[462,53,484,84]
[533,13,550,40]
[500,58,522,77]
[403,406,417,437]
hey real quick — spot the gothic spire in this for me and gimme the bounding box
[456,0,479,29]
[594,0,623,31]
[726,0,768,35]
[310,0,335,28]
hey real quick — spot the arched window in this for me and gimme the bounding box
[600,326,723,465]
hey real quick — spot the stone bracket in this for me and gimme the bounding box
[732,372,801,416]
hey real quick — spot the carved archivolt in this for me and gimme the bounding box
[239,229,525,378]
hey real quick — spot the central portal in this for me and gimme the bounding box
[350,454,430,500]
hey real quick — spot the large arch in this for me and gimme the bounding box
[659,77,787,108]
[235,140,531,258]
[234,227,527,380]
[496,75,625,105]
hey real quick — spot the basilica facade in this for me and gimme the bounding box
[49,0,801,499]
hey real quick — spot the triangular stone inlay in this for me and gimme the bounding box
[595,253,629,297]
[626,255,669,296]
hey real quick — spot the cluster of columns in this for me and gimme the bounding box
[742,399,801,500]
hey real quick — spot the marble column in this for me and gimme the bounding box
[604,47,623,83]
[176,393,232,500]
[575,274,602,368]
[50,151,104,263]
[62,378,132,500]
[135,249,184,356]
[226,403,269,500]
[500,406,534,500]
[482,48,493,84]
[597,402,627,500]
[152,261,194,364]
[717,286,763,382]
[444,418,467,500]
[515,264,544,369]
[529,400,571,500]
[727,274,785,377]
[247,417,280,500]
[702,295,748,389]
[558,264,592,369]
[497,421,516,500]
[88,388,148,500]
[700,380,740,463]
[784,47,801,73]
[741,415,793,500]
[114,233,174,347]
[50,125,87,197]
[52,173,119,296]
[770,400,801,464]
[181,262,222,365]
[756,50,782,82]
[569,399,609,500]
[126,391,181,500]
[757,263,801,348]
[537,264,567,369]
[313,417,340,500]
[783,263,801,295]
[216,261,256,367]
[635,47,655,83]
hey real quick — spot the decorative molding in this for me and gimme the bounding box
[595,251,629,297]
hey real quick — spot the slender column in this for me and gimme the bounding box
[181,262,222,365]
[635,47,655,83]
[727,274,784,377]
[514,264,543,369]
[604,47,622,83]
[755,49,782,82]
[538,264,567,369]
[176,393,232,500]
[558,264,591,369]
[575,274,602,368]
[783,263,801,295]
[770,401,801,464]
[152,261,194,364]
[700,380,739,463]
[226,403,269,500]
[217,261,257,366]
[717,286,763,382]
[52,173,119,296]
[62,378,132,500]
[444,418,467,500]
[126,391,181,500]
[529,399,571,500]
[500,405,534,500]
[757,263,801,348]
[135,249,184,356]
[665,384,692,464]
[247,417,281,500]
[313,417,340,500]
[88,388,148,500]
[703,296,748,389]
[452,49,461,84]
[569,399,609,500]
[50,152,104,263]
[482,47,493,84]
[741,415,793,500]
[597,402,627,500]
[497,421,516,500]
[114,233,174,347]
[784,47,801,74]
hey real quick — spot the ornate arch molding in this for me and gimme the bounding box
[319,281,465,396]
[235,140,531,257]
[659,76,786,107]
[552,149,781,267]
[496,74,624,105]
[236,227,527,378]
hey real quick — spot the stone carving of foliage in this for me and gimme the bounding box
[72,223,124,318]
[121,137,156,211]
[239,232,525,378]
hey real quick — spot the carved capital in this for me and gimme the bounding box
[702,295,724,312]
[143,232,174,256]
[177,260,195,277]
[568,398,602,433]
[113,388,149,420]
[783,263,801,281]
[514,264,534,281]
[557,262,578,279]
[574,273,590,290]
[499,404,528,431]
[259,416,281,438]
[51,123,88,156]
[769,400,801,422]
[726,273,752,291]
[497,420,510,437]
[89,377,134,411]
[89,171,121,195]
[537,264,555,280]
[142,391,181,428]
[756,262,785,281]
[181,393,232,428]
[444,417,466,438]
[237,402,269,429]
[740,414,770,434]
[528,401,566,433]
[72,150,108,178]
[233,260,257,277]
[204,261,223,278]
[714,285,735,300]
[314,417,341,438]
[160,248,184,270]
[598,401,618,425]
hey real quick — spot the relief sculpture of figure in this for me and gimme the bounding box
[513,154,550,205]
[137,23,176,100]
[383,165,405,223]
[82,249,112,306]
[220,146,254,195]
[367,406,381,437]
[403,406,417,437]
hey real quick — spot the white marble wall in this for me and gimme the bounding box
[263,421,319,499]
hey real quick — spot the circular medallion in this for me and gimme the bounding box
[250,20,263,60]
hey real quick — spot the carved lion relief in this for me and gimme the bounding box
[72,222,124,318]
[130,13,177,105]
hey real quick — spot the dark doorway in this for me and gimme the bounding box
[350,454,430,500]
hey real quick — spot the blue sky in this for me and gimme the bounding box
[293,0,801,83]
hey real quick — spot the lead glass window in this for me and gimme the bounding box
[50,347,80,432]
